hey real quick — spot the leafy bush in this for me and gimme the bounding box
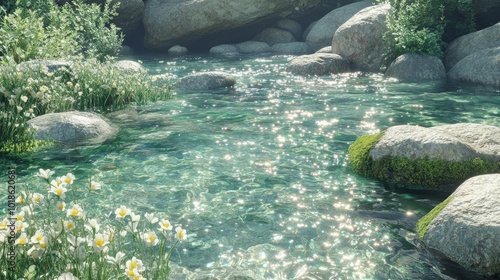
[0,60,171,152]
[0,9,77,64]
[384,0,445,65]
[383,0,475,66]
[1,169,187,279]
[0,0,122,64]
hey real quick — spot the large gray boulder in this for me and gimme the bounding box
[253,27,297,46]
[143,0,327,50]
[272,42,312,55]
[444,22,500,70]
[209,44,239,55]
[276,19,303,40]
[371,124,500,162]
[418,174,500,276]
[286,53,350,75]
[447,47,500,88]
[28,112,118,144]
[331,4,390,72]
[349,123,500,191]
[385,53,446,82]
[235,41,272,54]
[306,0,372,51]
[177,72,236,91]
[112,0,144,37]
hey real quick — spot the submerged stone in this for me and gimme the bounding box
[177,71,236,91]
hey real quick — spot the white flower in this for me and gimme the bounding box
[50,177,65,187]
[158,219,173,231]
[36,168,54,179]
[31,193,44,204]
[0,218,8,230]
[90,233,109,253]
[57,272,78,280]
[86,218,100,233]
[145,213,158,224]
[142,231,159,247]
[125,221,138,233]
[15,232,28,245]
[64,220,76,231]
[56,201,66,211]
[115,205,131,219]
[50,184,68,199]
[175,226,187,241]
[126,257,145,273]
[16,106,23,112]
[15,195,25,204]
[27,246,44,259]
[131,212,141,222]
[62,173,75,185]
[67,234,85,247]
[67,204,84,218]
[106,251,125,265]
[90,181,101,191]
[30,230,45,244]
[20,95,28,102]
[15,211,25,221]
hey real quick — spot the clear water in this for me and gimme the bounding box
[2,54,499,279]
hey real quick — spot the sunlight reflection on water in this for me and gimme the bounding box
[3,54,499,279]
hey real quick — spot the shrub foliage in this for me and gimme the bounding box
[383,0,475,66]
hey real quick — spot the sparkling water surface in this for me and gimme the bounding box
[2,54,499,279]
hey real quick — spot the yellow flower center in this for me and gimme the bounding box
[95,238,105,247]
[55,188,63,195]
[0,222,6,230]
[66,223,74,230]
[16,215,23,221]
[149,235,156,242]
[65,177,72,184]
[58,204,64,211]
[71,208,79,216]
[119,209,127,217]
[40,242,47,249]
[130,260,137,269]
[19,238,27,245]
[37,235,43,242]
[34,196,41,202]
[127,269,136,277]
[18,197,24,203]
[178,231,185,239]
[163,223,170,228]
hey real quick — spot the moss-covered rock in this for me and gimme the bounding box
[418,174,500,276]
[416,196,452,239]
[348,124,500,191]
[347,132,384,176]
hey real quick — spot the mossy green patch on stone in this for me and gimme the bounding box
[372,156,500,191]
[416,196,453,239]
[347,132,384,176]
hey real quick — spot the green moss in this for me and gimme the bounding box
[416,196,453,239]
[372,156,500,191]
[347,132,384,176]
[0,140,54,153]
